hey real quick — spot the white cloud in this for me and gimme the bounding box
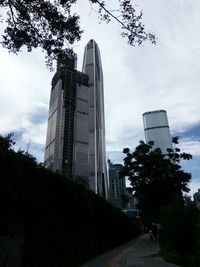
[179,138,200,156]
[0,49,51,134]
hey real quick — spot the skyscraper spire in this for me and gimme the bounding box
[82,39,108,198]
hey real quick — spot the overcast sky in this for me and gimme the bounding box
[0,0,200,195]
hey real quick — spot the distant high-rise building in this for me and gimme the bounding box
[82,39,108,198]
[44,52,90,182]
[143,110,173,153]
[194,189,200,209]
[108,160,126,209]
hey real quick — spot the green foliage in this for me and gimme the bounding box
[1,0,81,68]
[0,132,15,151]
[123,138,200,267]
[0,0,156,68]
[121,138,192,223]
[160,197,200,267]
[0,133,139,266]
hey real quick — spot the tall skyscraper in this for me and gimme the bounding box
[44,52,90,182]
[82,40,108,198]
[143,110,173,153]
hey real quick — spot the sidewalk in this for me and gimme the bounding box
[80,234,180,267]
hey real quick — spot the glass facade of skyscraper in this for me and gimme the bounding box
[82,40,108,198]
[44,53,90,181]
[143,110,173,153]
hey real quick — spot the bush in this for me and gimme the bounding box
[160,197,200,267]
[0,136,139,267]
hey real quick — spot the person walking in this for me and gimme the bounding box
[152,225,158,242]
[149,229,153,242]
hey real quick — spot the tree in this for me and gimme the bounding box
[160,196,200,266]
[0,0,156,68]
[121,139,192,224]
[0,132,38,165]
[0,132,15,151]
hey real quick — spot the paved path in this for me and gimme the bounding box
[80,234,180,267]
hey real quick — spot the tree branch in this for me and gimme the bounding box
[91,0,129,31]
[8,0,17,28]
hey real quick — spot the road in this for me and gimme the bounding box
[80,234,180,267]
